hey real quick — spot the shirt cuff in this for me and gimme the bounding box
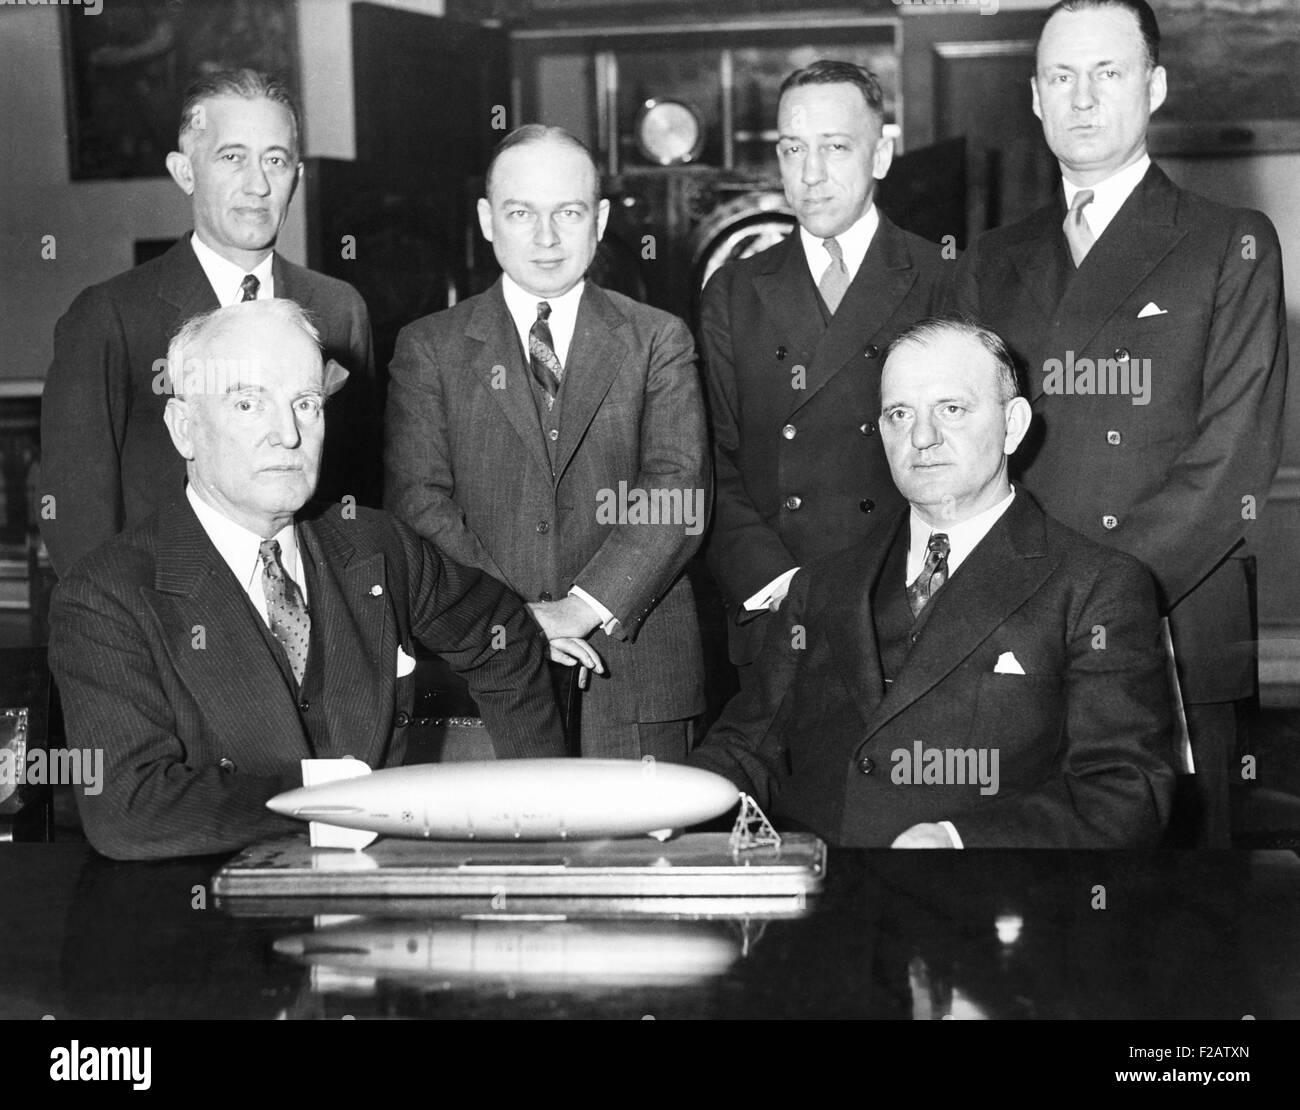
[938,820,963,849]
[743,567,801,612]
[568,586,619,636]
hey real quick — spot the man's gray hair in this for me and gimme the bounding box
[883,315,1023,405]
[166,299,321,396]
[177,68,302,156]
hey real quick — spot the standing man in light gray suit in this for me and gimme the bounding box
[385,125,710,760]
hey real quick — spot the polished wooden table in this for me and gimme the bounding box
[2,844,1298,1021]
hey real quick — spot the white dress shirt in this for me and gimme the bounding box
[1061,153,1150,241]
[187,484,306,626]
[905,486,1016,849]
[743,205,882,615]
[190,232,276,306]
[798,203,880,287]
[501,273,583,369]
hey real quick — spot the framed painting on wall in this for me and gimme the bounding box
[62,0,299,180]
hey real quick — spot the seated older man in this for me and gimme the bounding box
[49,299,583,860]
[690,316,1176,847]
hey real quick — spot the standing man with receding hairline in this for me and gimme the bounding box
[953,0,1288,846]
[40,68,377,578]
[700,60,952,693]
[385,125,710,761]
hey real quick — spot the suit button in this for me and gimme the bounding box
[1114,348,1130,361]
[298,699,310,712]
[548,428,559,441]
[1102,514,1119,530]
[860,498,875,513]
[859,422,876,436]
[775,345,787,360]
[395,711,411,728]
[536,521,549,534]
[218,758,237,774]
[539,591,553,602]
[784,495,803,511]
[857,756,875,775]
[864,344,879,359]
[781,423,796,440]
[1106,430,1122,445]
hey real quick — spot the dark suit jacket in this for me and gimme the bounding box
[952,165,1288,702]
[384,279,710,750]
[39,234,378,577]
[690,493,1176,847]
[48,497,566,860]
[699,216,952,662]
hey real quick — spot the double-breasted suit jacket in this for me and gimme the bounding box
[699,216,952,663]
[690,493,1176,847]
[384,279,710,755]
[952,165,1288,704]
[48,498,565,860]
[40,234,378,575]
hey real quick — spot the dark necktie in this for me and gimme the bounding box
[239,273,260,302]
[1064,189,1096,268]
[529,301,563,405]
[259,539,310,685]
[906,533,950,619]
[818,237,850,313]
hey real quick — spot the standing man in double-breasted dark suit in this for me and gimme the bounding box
[385,126,710,761]
[40,69,377,578]
[700,60,952,682]
[952,0,1288,846]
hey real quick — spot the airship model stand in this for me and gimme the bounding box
[213,759,824,909]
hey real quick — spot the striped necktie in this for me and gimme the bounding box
[906,533,950,619]
[529,301,563,405]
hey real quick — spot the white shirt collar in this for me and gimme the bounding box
[185,483,305,615]
[1062,154,1150,240]
[190,232,276,307]
[799,203,880,286]
[907,486,1017,583]
[501,273,585,369]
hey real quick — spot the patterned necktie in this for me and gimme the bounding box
[818,237,850,313]
[529,301,563,404]
[239,273,260,302]
[906,533,950,619]
[1064,189,1096,268]
[259,539,310,685]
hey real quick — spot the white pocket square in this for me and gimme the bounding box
[396,646,417,678]
[994,651,1026,675]
[1137,302,1168,318]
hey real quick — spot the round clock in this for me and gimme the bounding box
[634,98,705,166]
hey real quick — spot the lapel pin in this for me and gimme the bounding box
[369,584,384,597]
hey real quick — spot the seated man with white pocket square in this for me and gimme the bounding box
[690,316,1176,848]
[49,299,573,860]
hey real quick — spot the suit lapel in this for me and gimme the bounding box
[143,494,308,755]
[815,510,904,725]
[466,281,552,477]
[155,234,221,320]
[554,284,627,481]
[754,235,827,371]
[1005,202,1072,334]
[299,511,392,761]
[864,495,1056,740]
[793,217,919,416]
[1053,165,1186,359]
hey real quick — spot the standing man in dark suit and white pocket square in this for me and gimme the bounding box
[691,317,1176,848]
[40,68,378,578]
[952,0,1288,846]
